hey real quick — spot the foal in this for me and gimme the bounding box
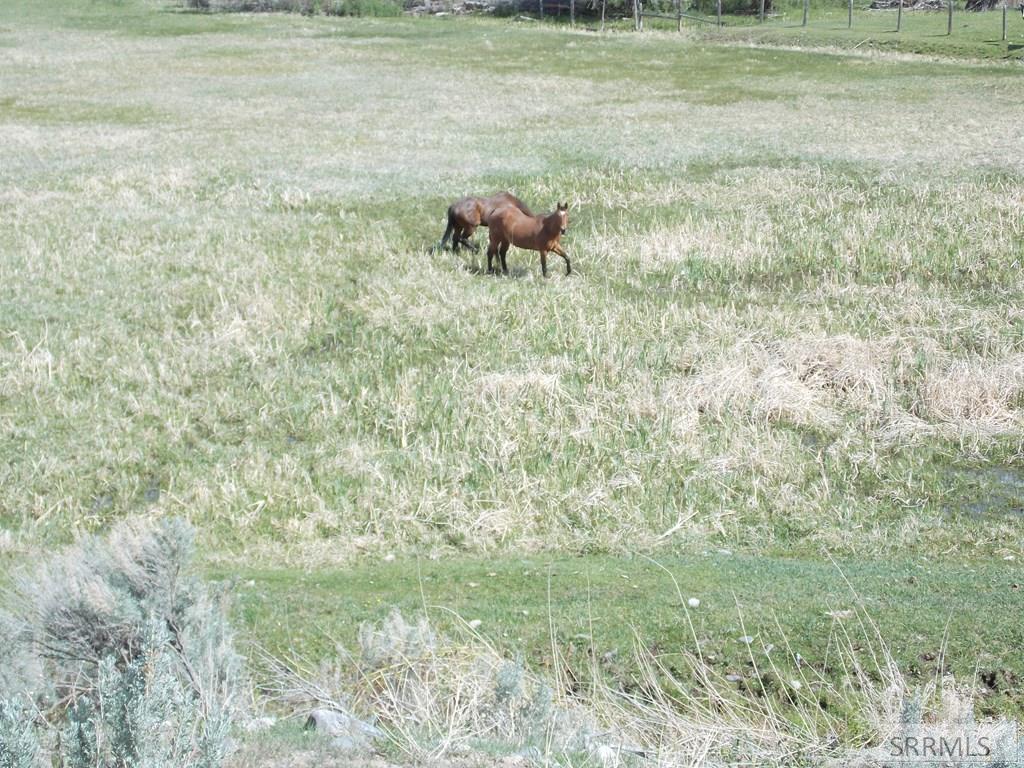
[438,192,532,252]
[487,203,570,277]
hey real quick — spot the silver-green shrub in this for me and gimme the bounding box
[0,612,41,707]
[0,697,40,768]
[61,696,99,768]
[2,518,244,768]
[357,609,436,670]
[57,628,231,768]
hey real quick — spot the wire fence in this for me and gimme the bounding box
[523,0,1022,44]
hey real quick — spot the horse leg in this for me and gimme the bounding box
[486,242,497,274]
[540,251,548,278]
[499,243,510,275]
[461,225,479,253]
[553,244,571,275]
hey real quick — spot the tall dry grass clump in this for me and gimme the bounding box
[675,333,1024,445]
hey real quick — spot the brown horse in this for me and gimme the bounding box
[487,202,570,277]
[438,192,532,252]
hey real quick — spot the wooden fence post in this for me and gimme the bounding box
[570,0,575,25]
[896,0,902,30]
[717,0,722,25]
[634,0,641,29]
[802,0,808,25]
[539,0,543,20]
[1002,1,1008,40]
[947,0,952,34]
[848,0,852,26]
[677,0,682,30]
[758,0,765,21]
[601,0,607,29]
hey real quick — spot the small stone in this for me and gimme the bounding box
[687,598,700,608]
[789,679,802,690]
[383,553,395,562]
[725,674,743,682]
[305,708,381,753]
[738,635,754,645]
[468,619,482,630]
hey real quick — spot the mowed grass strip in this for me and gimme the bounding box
[217,553,1024,718]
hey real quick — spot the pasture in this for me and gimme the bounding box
[2,0,1024,760]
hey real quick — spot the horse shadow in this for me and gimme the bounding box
[459,260,533,279]
[426,242,532,279]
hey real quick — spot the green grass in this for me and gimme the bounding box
[217,553,1024,718]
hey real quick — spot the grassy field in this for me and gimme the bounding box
[2,0,1024,739]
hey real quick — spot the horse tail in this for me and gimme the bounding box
[439,207,456,250]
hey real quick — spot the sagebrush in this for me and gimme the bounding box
[0,518,244,768]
